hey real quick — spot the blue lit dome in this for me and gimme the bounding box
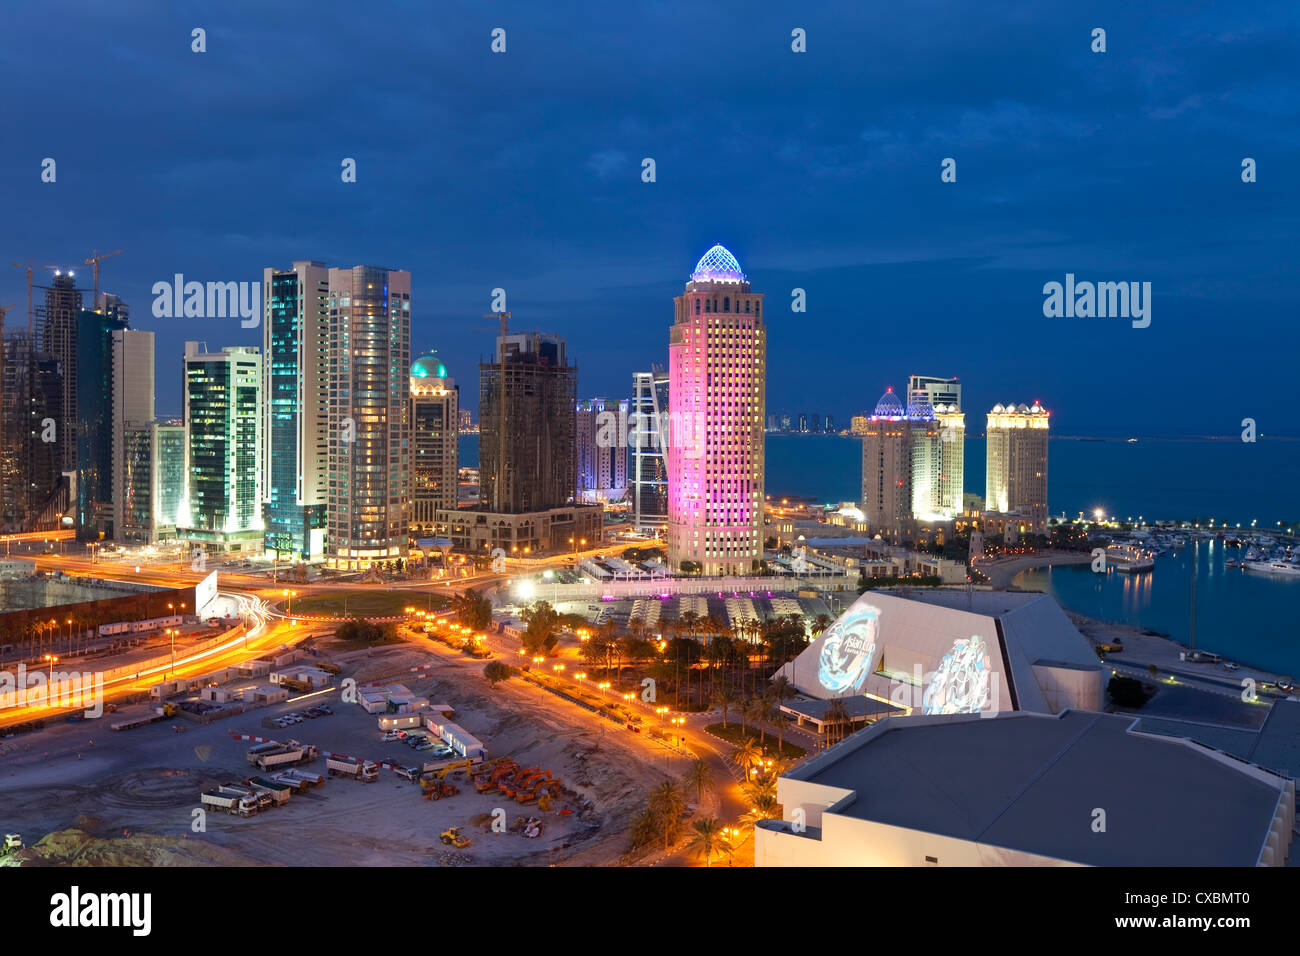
[411,353,448,379]
[872,388,905,418]
[690,244,746,282]
[906,391,936,421]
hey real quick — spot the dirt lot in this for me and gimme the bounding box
[0,640,674,866]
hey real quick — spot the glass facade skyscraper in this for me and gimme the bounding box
[263,261,329,560]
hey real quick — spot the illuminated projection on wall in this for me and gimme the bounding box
[922,635,992,715]
[817,604,880,694]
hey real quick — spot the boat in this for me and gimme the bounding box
[1244,559,1300,577]
[1105,544,1156,573]
[1171,536,1186,550]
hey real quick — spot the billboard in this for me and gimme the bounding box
[194,570,219,616]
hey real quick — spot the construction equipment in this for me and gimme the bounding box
[247,777,292,806]
[201,789,257,817]
[1,834,22,857]
[439,827,471,849]
[9,262,60,336]
[537,792,552,812]
[422,781,459,801]
[438,758,472,780]
[161,703,178,718]
[83,249,124,306]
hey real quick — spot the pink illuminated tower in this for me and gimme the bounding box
[667,245,766,576]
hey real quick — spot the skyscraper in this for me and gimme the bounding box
[263,261,330,560]
[860,388,912,537]
[986,401,1050,531]
[120,420,185,544]
[668,244,766,576]
[576,397,628,503]
[326,266,411,569]
[180,342,264,551]
[410,353,459,535]
[479,332,577,513]
[42,272,83,473]
[0,332,63,531]
[76,308,129,539]
[906,390,943,520]
[935,402,965,516]
[110,328,154,541]
[631,368,670,533]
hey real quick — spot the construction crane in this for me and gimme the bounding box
[9,262,61,336]
[0,304,16,330]
[84,249,124,307]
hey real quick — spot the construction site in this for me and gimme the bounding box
[0,635,679,866]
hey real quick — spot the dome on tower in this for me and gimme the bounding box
[411,353,448,379]
[690,244,746,282]
[906,391,936,421]
[872,387,905,418]
[991,403,1005,413]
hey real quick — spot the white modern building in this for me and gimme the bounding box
[774,588,1104,716]
[986,401,1049,531]
[756,709,1295,867]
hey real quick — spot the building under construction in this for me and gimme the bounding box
[479,332,578,513]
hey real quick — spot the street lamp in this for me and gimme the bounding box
[44,654,58,707]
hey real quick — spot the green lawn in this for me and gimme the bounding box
[705,721,806,758]
[286,589,446,618]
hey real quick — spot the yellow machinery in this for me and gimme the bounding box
[440,827,471,849]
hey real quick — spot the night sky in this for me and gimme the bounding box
[2,0,1296,436]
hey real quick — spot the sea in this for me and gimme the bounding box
[459,432,1300,675]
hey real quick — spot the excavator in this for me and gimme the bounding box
[0,834,22,859]
[440,827,471,849]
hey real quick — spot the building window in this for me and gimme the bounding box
[695,299,701,314]
[723,297,730,312]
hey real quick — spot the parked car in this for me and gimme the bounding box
[414,741,435,751]
[382,732,401,742]
[1278,677,1297,693]
[317,705,333,715]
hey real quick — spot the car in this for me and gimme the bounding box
[316,705,333,715]
[432,746,455,758]
[303,710,320,719]
[1278,677,1297,693]
[414,741,435,751]
[382,732,401,742]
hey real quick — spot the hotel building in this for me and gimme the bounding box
[985,401,1049,532]
[630,368,670,533]
[667,245,766,576]
[576,397,628,504]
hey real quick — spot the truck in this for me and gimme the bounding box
[326,755,379,782]
[251,746,306,771]
[279,769,324,788]
[278,677,313,693]
[219,784,273,810]
[269,772,307,792]
[201,789,258,817]
[247,777,293,805]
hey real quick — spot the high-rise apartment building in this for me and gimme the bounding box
[110,328,154,541]
[479,332,577,513]
[410,353,459,535]
[985,401,1050,531]
[850,414,870,436]
[263,261,330,560]
[180,342,264,551]
[668,245,766,576]
[631,368,670,533]
[935,402,965,516]
[906,391,943,521]
[0,333,63,531]
[576,398,628,503]
[326,266,411,569]
[861,388,913,537]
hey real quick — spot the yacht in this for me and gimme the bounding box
[1106,544,1156,573]
[1244,554,1300,577]
[1171,536,1186,550]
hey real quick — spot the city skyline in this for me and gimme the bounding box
[4,2,1296,437]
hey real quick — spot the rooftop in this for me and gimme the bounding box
[787,710,1288,866]
[690,244,745,283]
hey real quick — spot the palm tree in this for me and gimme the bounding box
[681,758,714,804]
[744,793,783,826]
[824,697,850,747]
[730,737,761,775]
[649,780,687,852]
[769,674,795,753]
[742,774,777,806]
[688,817,725,867]
[745,695,774,748]
[712,686,739,728]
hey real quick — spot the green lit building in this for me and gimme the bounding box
[180,342,264,552]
